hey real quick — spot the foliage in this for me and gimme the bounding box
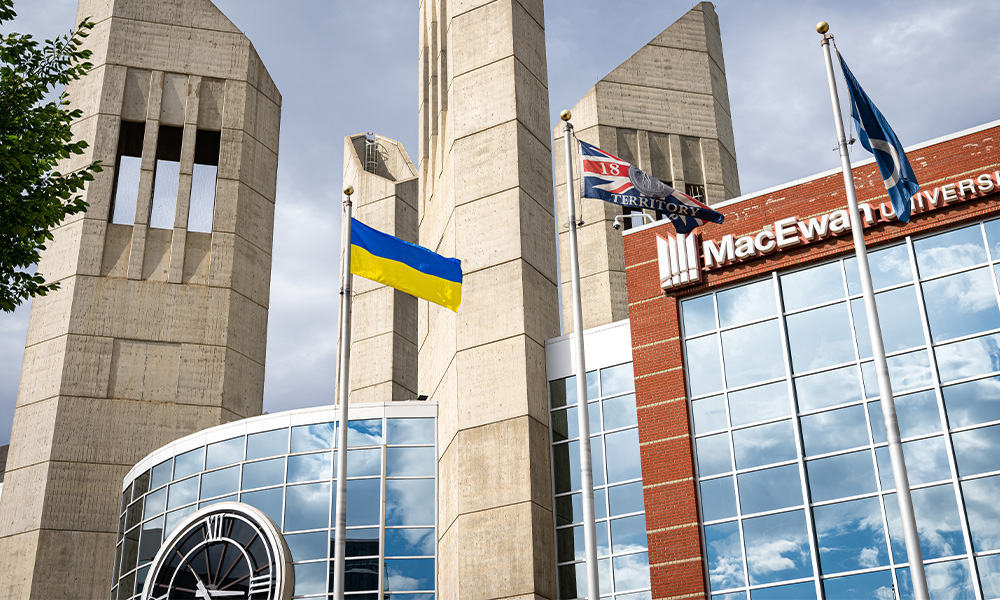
[0,0,101,311]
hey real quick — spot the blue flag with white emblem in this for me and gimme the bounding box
[838,52,919,223]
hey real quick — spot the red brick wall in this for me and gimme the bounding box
[623,124,1000,599]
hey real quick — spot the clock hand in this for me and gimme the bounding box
[207,590,245,598]
[195,579,213,600]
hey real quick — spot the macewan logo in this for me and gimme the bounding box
[658,170,1000,291]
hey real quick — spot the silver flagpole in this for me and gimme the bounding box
[818,22,929,600]
[560,110,601,599]
[332,184,355,599]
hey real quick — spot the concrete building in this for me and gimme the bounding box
[0,0,280,597]
[553,2,739,333]
[417,0,561,597]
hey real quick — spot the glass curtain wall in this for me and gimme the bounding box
[112,406,436,600]
[683,219,1000,600]
[550,361,652,600]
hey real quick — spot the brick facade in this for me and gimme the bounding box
[622,122,1000,599]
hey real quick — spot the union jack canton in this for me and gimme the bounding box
[579,140,724,234]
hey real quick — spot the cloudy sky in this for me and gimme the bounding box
[2,0,999,446]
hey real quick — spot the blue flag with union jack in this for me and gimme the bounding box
[579,140,724,234]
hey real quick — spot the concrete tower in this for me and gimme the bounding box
[342,133,419,403]
[0,0,280,597]
[418,0,560,597]
[553,2,739,332]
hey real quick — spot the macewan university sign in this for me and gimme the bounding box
[659,168,1000,290]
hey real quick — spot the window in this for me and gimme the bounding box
[150,126,182,230]
[189,129,220,233]
[110,121,145,225]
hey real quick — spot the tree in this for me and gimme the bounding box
[0,0,101,312]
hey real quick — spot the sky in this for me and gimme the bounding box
[2,0,1000,446]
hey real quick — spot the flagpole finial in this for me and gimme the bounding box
[816,21,829,34]
[344,185,354,196]
[560,110,572,122]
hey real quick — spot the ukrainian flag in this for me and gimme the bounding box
[350,218,463,312]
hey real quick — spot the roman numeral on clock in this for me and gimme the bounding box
[248,573,270,596]
[205,514,225,541]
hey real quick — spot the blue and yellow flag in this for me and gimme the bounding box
[350,218,463,312]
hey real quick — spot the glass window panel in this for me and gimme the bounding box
[795,365,862,412]
[132,471,150,502]
[742,510,813,585]
[188,163,217,233]
[718,280,777,328]
[961,476,1000,552]
[163,505,196,539]
[721,320,786,388]
[846,243,912,294]
[550,378,572,409]
[936,332,1000,383]
[954,424,1000,477]
[606,428,642,483]
[239,487,283,529]
[343,448,379,478]
[551,402,600,442]
[387,418,434,445]
[896,559,974,600]
[553,438,602,493]
[612,551,650,593]
[901,436,950,485]
[915,224,987,277]
[943,376,1000,428]
[601,363,634,397]
[558,558,613,599]
[241,457,285,490]
[284,482,331,531]
[750,582,815,600]
[293,561,327,596]
[246,428,287,460]
[150,460,172,491]
[385,558,435,592]
[868,401,887,444]
[869,392,942,444]
[697,433,732,477]
[781,261,844,311]
[822,570,894,600]
[985,218,1000,258]
[144,487,167,518]
[852,285,924,359]
[737,464,802,514]
[287,451,332,483]
[149,159,179,229]
[732,420,796,470]
[342,479,379,527]
[705,521,746,592]
[138,516,163,563]
[807,450,877,502]
[874,446,894,491]
[555,490,608,526]
[199,465,238,500]
[877,349,935,396]
[205,436,244,470]
[801,404,869,456]
[682,294,716,336]
[610,514,647,554]
[713,593,746,600]
[342,527,379,559]
[348,419,383,447]
[386,479,434,526]
[343,557,379,592]
[700,477,737,521]
[729,382,790,427]
[977,554,1000,599]
[813,497,888,575]
[291,422,335,452]
[385,528,435,557]
[687,335,724,397]
[885,484,965,562]
[922,268,1000,342]
[173,447,204,479]
[558,522,610,562]
[112,155,142,224]
[608,482,645,517]
[603,393,638,431]
[387,447,435,478]
[693,395,727,434]
[166,476,198,510]
[285,531,328,562]
[787,303,854,373]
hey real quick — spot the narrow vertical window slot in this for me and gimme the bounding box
[188,129,221,233]
[110,121,146,225]
[149,125,183,230]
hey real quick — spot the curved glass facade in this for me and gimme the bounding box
[111,403,436,600]
[683,219,1000,599]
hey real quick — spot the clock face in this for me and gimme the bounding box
[142,503,292,600]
